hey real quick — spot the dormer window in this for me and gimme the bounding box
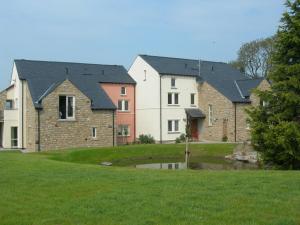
[59,96,75,120]
[121,87,127,96]
[171,78,176,88]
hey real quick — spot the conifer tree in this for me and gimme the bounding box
[247,0,300,169]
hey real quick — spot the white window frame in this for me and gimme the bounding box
[208,104,213,126]
[167,93,179,106]
[191,93,195,106]
[11,127,18,148]
[120,87,127,96]
[117,125,130,136]
[168,120,179,133]
[171,78,176,88]
[118,100,129,112]
[92,127,97,138]
[59,96,75,120]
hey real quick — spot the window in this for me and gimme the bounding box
[171,78,176,88]
[191,94,195,105]
[168,120,179,133]
[92,127,97,138]
[168,93,179,105]
[168,93,172,104]
[208,104,213,126]
[118,125,130,136]
[118,100,129,111]
[11,127,18,148]
[120,87,127,96]
[59,96,75,120]
[144,70,147,81]
[5,100,13,110]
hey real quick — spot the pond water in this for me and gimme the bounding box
[136,161,259,170]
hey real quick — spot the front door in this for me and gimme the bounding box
[191,119,199,141]
[11,127,18,148]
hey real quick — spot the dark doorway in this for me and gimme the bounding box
[191,119,199,141]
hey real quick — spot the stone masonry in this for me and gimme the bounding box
[25,79,115,151]
[198,79,270,142]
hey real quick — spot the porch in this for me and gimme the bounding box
[185,108,206,141]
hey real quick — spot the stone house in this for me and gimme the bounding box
[0,59,136,151]
[129,54,270,142]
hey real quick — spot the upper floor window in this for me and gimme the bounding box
[121,87,127,96]
[118,100,129,112]
[168,93,179,105]
[59,96,75,120]
[208,104,213,126]
[191,94,195,105]
[5,100,13,110]
[171,78,176,88]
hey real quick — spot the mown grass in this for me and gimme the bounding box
[0,144,299,225]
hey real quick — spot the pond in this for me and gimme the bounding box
[136,160,259,170]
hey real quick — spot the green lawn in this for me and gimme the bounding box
[0,144,299,225]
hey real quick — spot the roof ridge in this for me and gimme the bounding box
[139,54,228,64]
[14,59,123,68]
[236,77,264,82]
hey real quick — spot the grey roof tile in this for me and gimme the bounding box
[15,59,136,109]
[140,55,263,103]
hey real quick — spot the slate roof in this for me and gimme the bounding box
[139,55,264,103]
[15,59,136,109]
[185,108,206,118]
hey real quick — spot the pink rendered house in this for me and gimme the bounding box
[101,83,136,144]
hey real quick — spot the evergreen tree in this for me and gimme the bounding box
[247,0,300,169]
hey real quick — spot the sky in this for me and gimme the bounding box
[0,0,285,90]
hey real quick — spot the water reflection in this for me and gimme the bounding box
[136,161,258,170]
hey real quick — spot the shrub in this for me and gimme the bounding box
[175,133,186,144]
[222,136,228,142]
[138,134,155,144]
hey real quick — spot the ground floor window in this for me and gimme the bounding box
[11,127,18,148]
[118,125,130,136]
[168,120,179,133]
[92,127,97,138]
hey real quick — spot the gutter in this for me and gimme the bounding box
[159,76,162,144]
[112,110,115,147]
[21,80,24,149]
[37,109,41,151]
[234,103,237,142]
[134,84,136,142]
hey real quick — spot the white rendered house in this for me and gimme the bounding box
[128,55,202,142]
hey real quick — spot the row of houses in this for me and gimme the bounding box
[0,55,269,151]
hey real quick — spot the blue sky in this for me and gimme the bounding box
[0,0,285,90]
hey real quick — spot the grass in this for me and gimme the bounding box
[0,144,299,225]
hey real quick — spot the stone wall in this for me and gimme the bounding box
[0,90,7,120]
[24,82,38,152]
[198,79,271,142]
[198,82,236,142]
[38,79,115,151]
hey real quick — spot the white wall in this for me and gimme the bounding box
[128,56,199,142]
[161,75,198,141]
[2,63,21,148]
[128,56,161,141]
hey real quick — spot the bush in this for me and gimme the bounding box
[222,136,228,142]
[138,134,155,144]
[175,133,186,144]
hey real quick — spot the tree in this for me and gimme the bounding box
[230,37,275,78]
[247,0,300,169]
